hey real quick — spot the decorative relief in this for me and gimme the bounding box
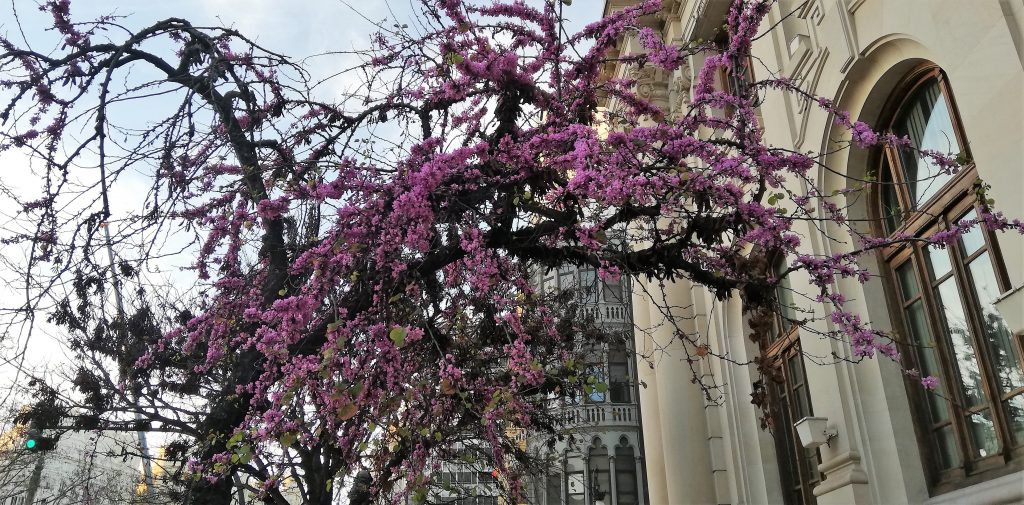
[628,65,670,110]
[669,59,693,117]
[656,0,684,23]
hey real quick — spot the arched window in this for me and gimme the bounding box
[588,442,611,503]
[615,439,639,505]
[874,64,1023,491]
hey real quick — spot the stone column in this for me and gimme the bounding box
[608,455,618,505]
[650,279,715,504]
[583,463,591,505]
[634,456,647,505]
[631,278,669,505]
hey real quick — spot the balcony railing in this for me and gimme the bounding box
[579,302,630,325]
[562,403,639,428]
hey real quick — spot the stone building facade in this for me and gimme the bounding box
[528,264,649,505]
[602,1,1024,504]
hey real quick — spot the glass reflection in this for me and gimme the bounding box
[906,300,949,421]
[894,79,959,206]
[935,425,960,469]
[958,210,986,257]
[927,244,952,280]
[935,278,987,407]
[1005,395,1024,446]
[896,262,920,300]
[967,410,998,458]
[880,157,902,234]
[967,253,1024,394]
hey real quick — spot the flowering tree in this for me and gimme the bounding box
[2,0,1022,503]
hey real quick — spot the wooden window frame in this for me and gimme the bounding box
[871,63,1024,494]
[762,256,822,505]
[764,326,823,505]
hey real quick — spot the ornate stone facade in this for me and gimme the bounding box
[601,1,1024,504]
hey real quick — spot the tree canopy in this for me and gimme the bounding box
[1,0,1021,503]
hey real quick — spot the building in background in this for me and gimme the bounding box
[602,1,1024,504]
[528,263,648,505]
[0,428,142,505]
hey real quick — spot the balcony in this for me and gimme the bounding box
[578,302,630,325]
[562,403,640,428]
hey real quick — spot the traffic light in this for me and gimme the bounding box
[24,428,56,452]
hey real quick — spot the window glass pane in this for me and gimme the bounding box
[558,271,575,292]
[609,345,631,403]
[587,362,607,403]
[615,446,639,505]
[603,279,624,303]
[880,157,903,234]
[787,354,805,386]
[775,260,799,329]
[546,474,562,505]
[579,268,597,304]
[967,409,999,458]
[543,275,555,294]
[589,447,611,502]
[770,382,801,505]
[893,78,959,206]
[803,447,821,484]
[905,300,950,421]
[1005,394,1024,446]
[896,261,920,301]
[935,277,988,407]
[934,425,961,469]
[958,210,986,257]
[967,252,1024,393]
[926,244,953,280]
[787,356,811,419]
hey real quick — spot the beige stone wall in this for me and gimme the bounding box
[606,0,1024,503]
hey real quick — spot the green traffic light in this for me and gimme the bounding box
[26,439,36,449]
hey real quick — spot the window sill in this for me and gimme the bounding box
[994,284,1024,334]
[925,470,1024,505]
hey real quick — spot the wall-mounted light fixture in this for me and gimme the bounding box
[794,416,837,449]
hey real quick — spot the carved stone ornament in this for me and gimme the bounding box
[669,61,693,115]
[630,66,657,99]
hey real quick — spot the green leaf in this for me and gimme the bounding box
[279,432,297,448]
[595,382,608,393]
[337,402,358,420]
[277,288,287,296]
[235,443,253,465]
[226,431,244,450]
[584,384,594,395]
[389,327,407,347]
[358,441,368,452]
[413,488,428,504]
[444,52,465,65]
